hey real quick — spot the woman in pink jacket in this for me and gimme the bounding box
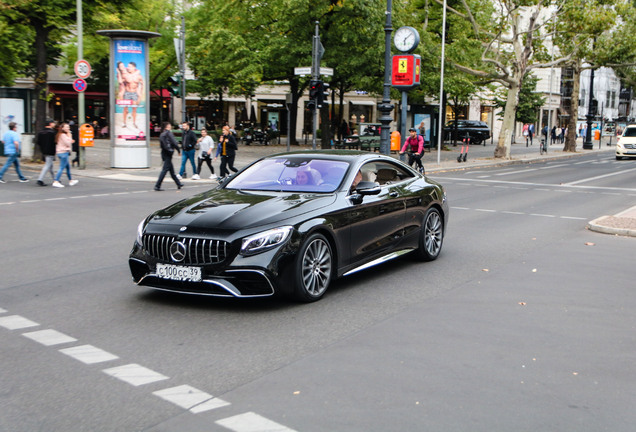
[52,122,79,188]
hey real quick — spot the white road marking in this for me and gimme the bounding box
[103,363,168,386]
[0,307,6,314]
[441,176,636,192]
[59,344,119,364]
[153,385,230,413]
[0,315,39,330]
[564,166,636,185]
[23,329,77,346]
[216,412,298,432]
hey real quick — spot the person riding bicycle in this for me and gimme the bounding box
[399,128,425,174]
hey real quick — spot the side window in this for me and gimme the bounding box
[373,162,414,185]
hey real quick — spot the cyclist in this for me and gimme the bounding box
[399,128,425,174]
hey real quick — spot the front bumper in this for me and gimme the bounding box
[129,257,276,297]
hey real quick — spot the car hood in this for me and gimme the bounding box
[148,188,337,230]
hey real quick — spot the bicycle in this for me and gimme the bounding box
[540,138,548,155]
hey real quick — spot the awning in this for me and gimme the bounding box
[349,100,377,106]
[150,89,171,98]
[48,87,108,98]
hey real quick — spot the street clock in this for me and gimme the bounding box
[394,26,420,53]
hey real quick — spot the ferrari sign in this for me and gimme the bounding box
[391,54,421,90]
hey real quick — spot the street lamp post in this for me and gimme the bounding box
[378,0,394,155]
[583,68,595,150]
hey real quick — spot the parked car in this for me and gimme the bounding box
[129,151,448,302]
[444,120,491,145]
[616,124,636,160]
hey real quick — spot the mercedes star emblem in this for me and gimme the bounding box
[170,241,187,262]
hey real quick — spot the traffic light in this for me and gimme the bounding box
[168,75,181,97]
[309,80,321,100]
[318,82,330,109]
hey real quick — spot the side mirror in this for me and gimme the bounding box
[357,181,381,195]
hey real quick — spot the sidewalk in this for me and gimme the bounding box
[17,137,635,237]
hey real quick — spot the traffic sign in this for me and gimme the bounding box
[74,60,91,79]
[294,67,312,76]
[73,78,87,93]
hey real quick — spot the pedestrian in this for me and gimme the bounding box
[528,123,534,145]
[70,121,80,167]
[154,122,183,191]
[178,121,197,180]
[196,128,216,179]
[339,119,349,141]
[542,125,548,141]
[36,119,57,186]
[551,126,557,145]
[561,126,566,144]
[0,122,29,184]
[523,123,529,146]
[52,123,78,187]
[399,128,425,174]
[214,125,238,179]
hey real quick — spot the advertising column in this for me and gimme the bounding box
[97,30,160,168]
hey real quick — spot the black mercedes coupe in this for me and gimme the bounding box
[129,151,448,302]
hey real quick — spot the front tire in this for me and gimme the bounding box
[416,207,444,261]
[293,233,333,302]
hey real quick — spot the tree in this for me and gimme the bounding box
[494,72,545,125]
[556,0,636,152]
[435,0,571,159]
[186,0,386,145]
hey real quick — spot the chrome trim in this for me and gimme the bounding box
[135,267,275,298]
[343,248,415,277]
[142,234,228,265]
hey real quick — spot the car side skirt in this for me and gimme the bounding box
[342,248,415,277]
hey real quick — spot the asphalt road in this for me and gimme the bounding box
[1,152,635,431]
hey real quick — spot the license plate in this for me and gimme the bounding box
[156,263,202,282]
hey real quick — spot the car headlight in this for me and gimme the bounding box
[136,219,145,246]
[241,226,293,256]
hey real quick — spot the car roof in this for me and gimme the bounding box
[264,150,396,164]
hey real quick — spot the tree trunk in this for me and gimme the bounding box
[494,82,520,159]
[564,61,581,152]
[33,19,50,162]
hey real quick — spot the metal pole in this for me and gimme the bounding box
[312,21,319,150]
[437,0,447,165]
[400,91,407,152]
[77,0,85,169]
[584,68,595,149]
[180,16,186,123]
[546,13,555,151]
[378,0,394,155]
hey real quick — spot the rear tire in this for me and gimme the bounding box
[416,207,444,261]
[293,233,333,302]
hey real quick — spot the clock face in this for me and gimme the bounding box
[394,26,419,52]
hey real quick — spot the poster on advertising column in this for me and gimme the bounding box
[113,39,147,146]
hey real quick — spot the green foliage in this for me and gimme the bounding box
[494,73,545,124]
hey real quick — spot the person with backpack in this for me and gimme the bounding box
[178,121,198,180]
[399,128,425,174]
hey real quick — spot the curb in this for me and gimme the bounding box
[587,216,636,238]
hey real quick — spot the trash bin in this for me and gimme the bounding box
[594,129,601,141]
[391,130,401,152]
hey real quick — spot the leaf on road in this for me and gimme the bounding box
[518,302,527,306]
[585,242,595,246]
[482,269,489,272]
[293,391,301,395]
[532,269,537,273]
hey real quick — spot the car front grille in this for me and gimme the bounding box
[624,144,636,149]
[142,234,228,265]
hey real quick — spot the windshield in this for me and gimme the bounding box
[226,157,351,193]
